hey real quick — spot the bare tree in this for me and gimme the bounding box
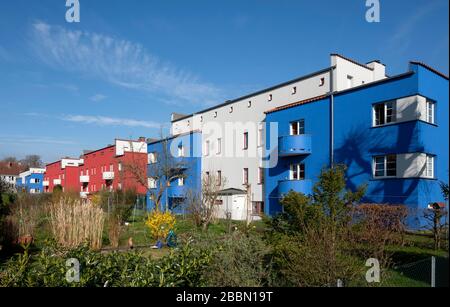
[187,171,226,231]
[20,155,43,168]
[423,203,448,250]
[122,129,186,212]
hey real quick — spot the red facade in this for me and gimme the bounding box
[43,139,148,197]
[79,143,148,196]
[43,159,83,193]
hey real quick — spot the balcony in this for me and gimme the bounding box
[80,175,90,183]
[167,185,187,198]
[53,179,61,185]
[43,181,49,187]
[278,179,312,198]
[102,172,115,180]
[278,134,312,157]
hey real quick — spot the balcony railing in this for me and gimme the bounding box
[43,181,49,187]
[278,179,312,198]
[102,172,115,180]
[278,134,312,157]
[167,185,187,198]
[53,179,61,185]
[80,192,89,198]
[80,175,90,183]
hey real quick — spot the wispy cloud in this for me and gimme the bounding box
[63,114,161,129]
[0,135,76,145]
[90,94,107,102]
[30,21,223,107]
[386,1,444,54]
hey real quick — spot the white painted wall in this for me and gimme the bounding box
[397,153,431,178]
[116,140,147,156]
[61,159,84,169]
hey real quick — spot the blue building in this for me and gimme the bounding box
[16,168,46,194]
[264,62,449,228]
[146,131,202,213]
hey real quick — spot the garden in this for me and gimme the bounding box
[0,166,448,287]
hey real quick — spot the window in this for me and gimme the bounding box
[290,164,305,180]
[243,132,249,150]
[213,111,218,118]
[178,177,184,186]
[247,101,252,108]
[252,202,264,215]
[148,152,157,164]
[346,75,354,88]
[229,106,233,113]
[319,77,325,87]
[258,167,264,185]
[426,101,435,124]
[110,164,114,172]
[426,155,434,178]
[243,168,249,185]
[204,141,210,156]
[373,155,397,178]
[118,162,122,171]
[217,138,222,155]
[373,102,396,126]
[217,171,222,186]
[205,171,210,183]
[258,127,264,147]
[118,183,122,190]
[200,116,203,123]
[268,94,273,101]
[292,87,297,95]
[290,119,305,135]
[187,120,190,127]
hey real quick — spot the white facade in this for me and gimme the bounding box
[61,158,84,169]
[169,54,389,219]
[116,139,147,156]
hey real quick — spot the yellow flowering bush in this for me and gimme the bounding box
[145,210,176,241]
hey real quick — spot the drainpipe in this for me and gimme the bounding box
[330,67,335,167]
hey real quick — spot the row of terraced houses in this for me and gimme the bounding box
[13,54,449,229]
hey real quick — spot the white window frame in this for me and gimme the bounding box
[289,164,305,181]
[268,94,273,101]
[243,168,249,185]
[247,101,252,108]
[204,140,210,156]
[243,132,249,150]
[148,177,157,189]
[426,155,434,178]
[178,145,185,158]
[426,100,435,124]
[148,152,157,164]
[217,138,222,155]
[373,101,396,127]
[290,119,305,136]
[258,167,264,185]
[257,126,264,147]
[292,86,297,95]
[346,75,353,88]
[178,177,185,186]
[373,155,397,178]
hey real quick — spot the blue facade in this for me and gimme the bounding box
[146,131,202,213]
[265,63,449,229]
[16,171,45,194]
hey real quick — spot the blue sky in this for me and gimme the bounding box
[0,0,448,163]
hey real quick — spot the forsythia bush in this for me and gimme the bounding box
[145,210,176,241]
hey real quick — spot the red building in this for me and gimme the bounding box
[78,138,148,197]
[43,158,84,193]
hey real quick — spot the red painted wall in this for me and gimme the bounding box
[44,161,80,193]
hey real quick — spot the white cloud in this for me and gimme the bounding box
[90,94,107,102]
[30,21,223,106]
[63,114,161,129]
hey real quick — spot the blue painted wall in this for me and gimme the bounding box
[16,172,44,193]
[265,64,449,228]
[146,131,202,213]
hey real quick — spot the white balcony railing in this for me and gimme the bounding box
[53,179,61,185]
[102,172,115,180]
[80,192,89,198]
[43,181,49,187]
[80,175,90,183]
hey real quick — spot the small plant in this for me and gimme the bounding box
[145,210,176,242]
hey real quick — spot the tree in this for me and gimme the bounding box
[423,203,448,250]
[1,157,18,164]
[187,171,226,231]
[20,155,43,168]
[123,130,186,212]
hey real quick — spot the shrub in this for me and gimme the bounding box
[145,210,176,241]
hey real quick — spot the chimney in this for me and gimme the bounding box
[138,137,146,142]
[366,60,387,80]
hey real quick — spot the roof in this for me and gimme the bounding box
[331,53,374,71]
[265,94,330,114]
[410,61,449,80]
[0,162,27,176]
[171,66,334,123]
